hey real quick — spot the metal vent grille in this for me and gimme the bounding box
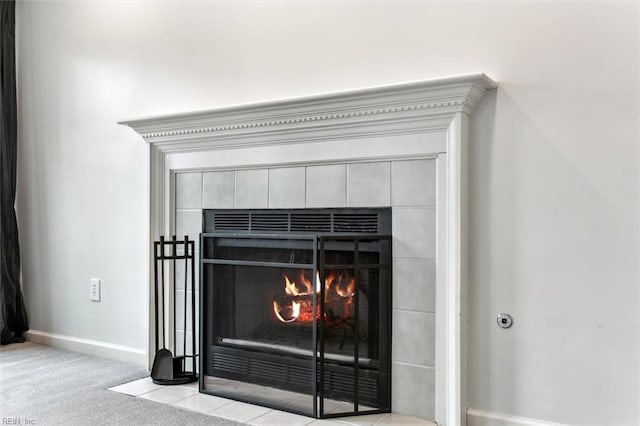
[290,213,332,232]
[251,213,289,231]
[205,209,390,234]
[212,351,248,372]
[333,213,379,233]
[209,346,380,407]
[287,364,312,387]
[249,358,288,380]
[321,369,378,405]
[213,212,250,231]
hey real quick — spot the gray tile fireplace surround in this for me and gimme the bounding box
[174,158,436,420]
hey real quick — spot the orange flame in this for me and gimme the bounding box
[284,275,299,296]
[273,300,301,323]
[336,276,355,298]
[273,270,356,324]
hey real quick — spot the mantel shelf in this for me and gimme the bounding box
[120,73,497,150]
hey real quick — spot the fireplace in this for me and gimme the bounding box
[121,74,497,424]
[200,209,392,418]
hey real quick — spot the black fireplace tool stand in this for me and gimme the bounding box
[151,235,198,385]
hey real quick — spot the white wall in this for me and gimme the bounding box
[16,2,638,425]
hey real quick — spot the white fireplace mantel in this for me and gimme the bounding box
[120,73,497,426]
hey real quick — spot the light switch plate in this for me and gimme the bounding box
[90,278,101,302]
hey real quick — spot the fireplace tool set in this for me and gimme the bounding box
[151,235,198,385]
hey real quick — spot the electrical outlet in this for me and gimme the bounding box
[90,278,101,302]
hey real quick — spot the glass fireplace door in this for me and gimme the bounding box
[200,231,391,418]
[318,236,391,417]
[201,234,319,416]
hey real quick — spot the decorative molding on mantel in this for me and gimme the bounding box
[119,73,496,151]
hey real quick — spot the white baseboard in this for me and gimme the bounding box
[467,408,570,426]
[26,330,147,367]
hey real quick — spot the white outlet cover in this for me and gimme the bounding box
[90,278,101,302]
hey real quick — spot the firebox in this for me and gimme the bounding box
[199,208,392,418]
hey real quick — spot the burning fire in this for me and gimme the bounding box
[272,270,355,324]
[284,271,320,297]
[272,300,300,323]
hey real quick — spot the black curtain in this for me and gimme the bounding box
[0,0,28,345]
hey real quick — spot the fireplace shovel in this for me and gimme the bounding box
[151,348,175,381]
[151,347,194,384]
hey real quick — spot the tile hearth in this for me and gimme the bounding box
[109,377,436,426]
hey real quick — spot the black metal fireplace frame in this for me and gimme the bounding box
[199,209,392,419]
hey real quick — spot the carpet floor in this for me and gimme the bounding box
[0,342,241,425]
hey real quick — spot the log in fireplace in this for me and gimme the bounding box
[200,208,392,418]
